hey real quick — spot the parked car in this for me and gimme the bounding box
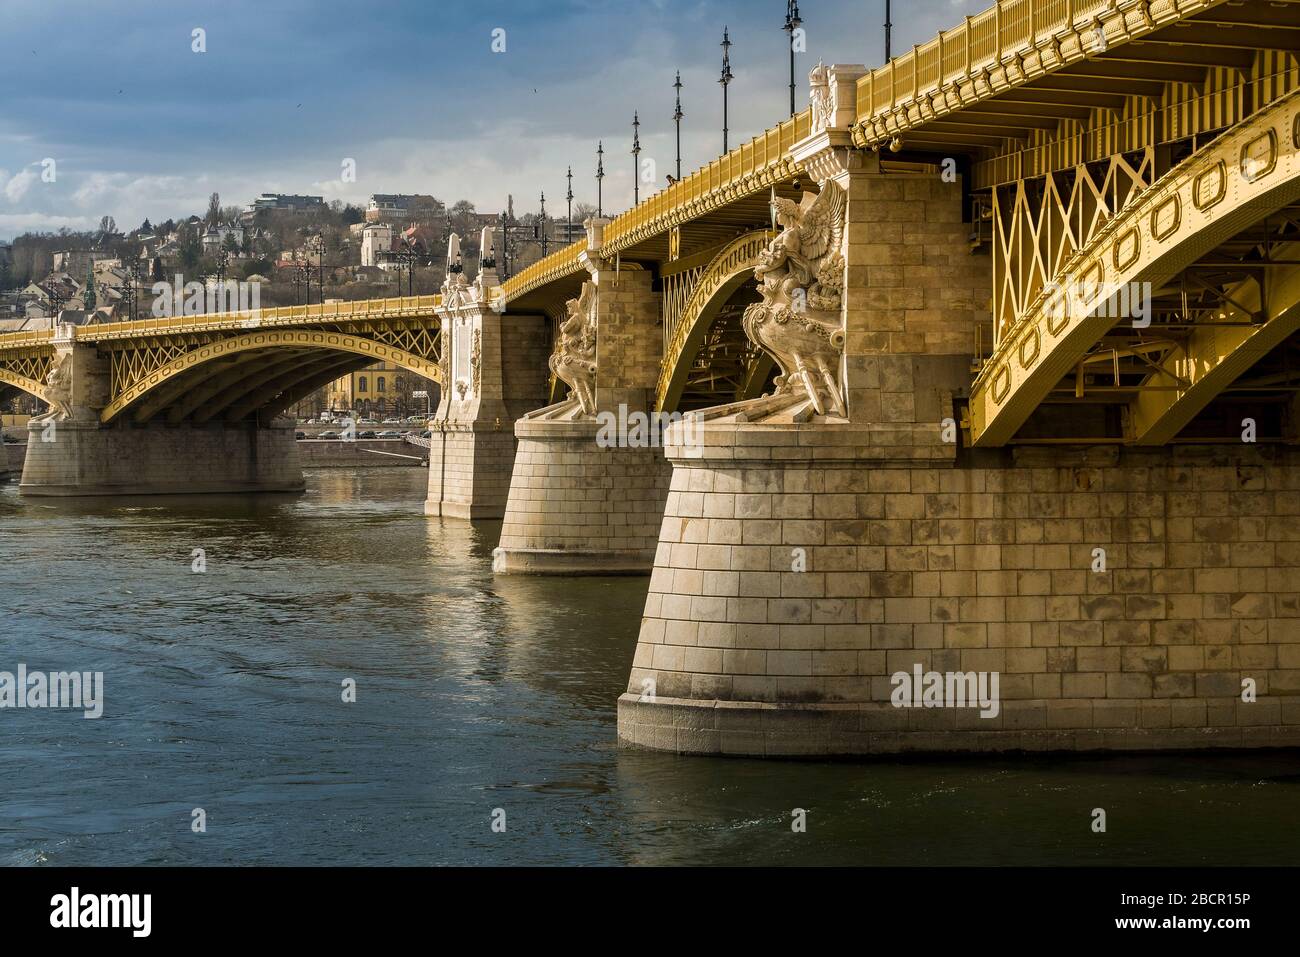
[420,430,431,439]
[358,431,378,439]
[318,430,340,440]
[377,430,402,438]
[406,415,427,424]
[357,418,378,425]
[382,417,403,425]
[295,431,306,440]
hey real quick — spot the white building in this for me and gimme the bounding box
[360,223,393,267]
[201,223,245,256]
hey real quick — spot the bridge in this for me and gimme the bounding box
[4,0,1300,756]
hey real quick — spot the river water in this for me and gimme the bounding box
[0,467,1296,866]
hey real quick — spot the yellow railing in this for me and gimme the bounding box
[500,239,589,301]
[1,295,444,346]
[0,329,54,349]
[861,0,1138,126]
[604,110,810,251]
[501,109,811,302]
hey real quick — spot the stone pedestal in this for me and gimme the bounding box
[495,413,672,574]
[617,415,1300,756]
[424,267,548,520]
[426,420,517,519]
[20,417,304,496]
[496,222,669,571]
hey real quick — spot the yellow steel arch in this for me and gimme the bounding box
[100,329,442,423]
[1130,250,1300,445]
[970,90,1300,447]
[654,229,773,413]
[0,369,51,404]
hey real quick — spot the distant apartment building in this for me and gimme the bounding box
[250,193,325,214]
[365,194,441,223]
[360,224,394,267]
[52,250,105,277]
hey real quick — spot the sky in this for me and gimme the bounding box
[0,0,984,239]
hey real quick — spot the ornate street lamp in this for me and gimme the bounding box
[885,0,893,60]
[539,190,549,256]
[565,166,574,241]
[596,141,605,218]
[720,28,734,154]
[631,112,642,206]
[785,1,802,117]
[673,71,684,181]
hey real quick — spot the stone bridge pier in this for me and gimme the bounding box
[494,219,673,574]
[425,249,549,520]
[617,63,1300,756]
[20,326,303,496]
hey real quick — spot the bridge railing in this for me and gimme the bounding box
[0,329,54,349]
[604,110,810,252]
[862,0,1115,120]
[54,294,444,342]
[500,110,811,303]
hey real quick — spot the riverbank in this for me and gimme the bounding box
[0,438,425,477]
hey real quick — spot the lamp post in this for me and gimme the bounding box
[720,27,734,154]
[785,1,802,117]
[214,250,228,313]
[631,112,641,206]
[316,230,325,303]
[539,190,549,256]
[596,141,605,218]
[673,71,683,181]
[393,239,418,296]
[885,0,893,60]
[565,166,574,241]
[498,210,509,278]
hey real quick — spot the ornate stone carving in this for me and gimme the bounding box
[470,328,481,395]
[809,62,834,133]
[742,180,847,417]
[33,352,73,422]
[547,280,598,416]
[441,232,471,310]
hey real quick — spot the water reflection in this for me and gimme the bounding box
[0,467,1297,866]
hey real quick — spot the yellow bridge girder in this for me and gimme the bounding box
[654,230,772,413]
[99,329,442,424]
[1130,249,1300,444]
[970,89,1300,446]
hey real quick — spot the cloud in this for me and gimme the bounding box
[0,212,94,233]
[3,166,38,203]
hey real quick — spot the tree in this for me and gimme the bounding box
[178,229,203,272]
[206,192,221,226]
[222,232,240,255]
[99,215,117,236]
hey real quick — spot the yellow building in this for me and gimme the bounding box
[322,361,438,418]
